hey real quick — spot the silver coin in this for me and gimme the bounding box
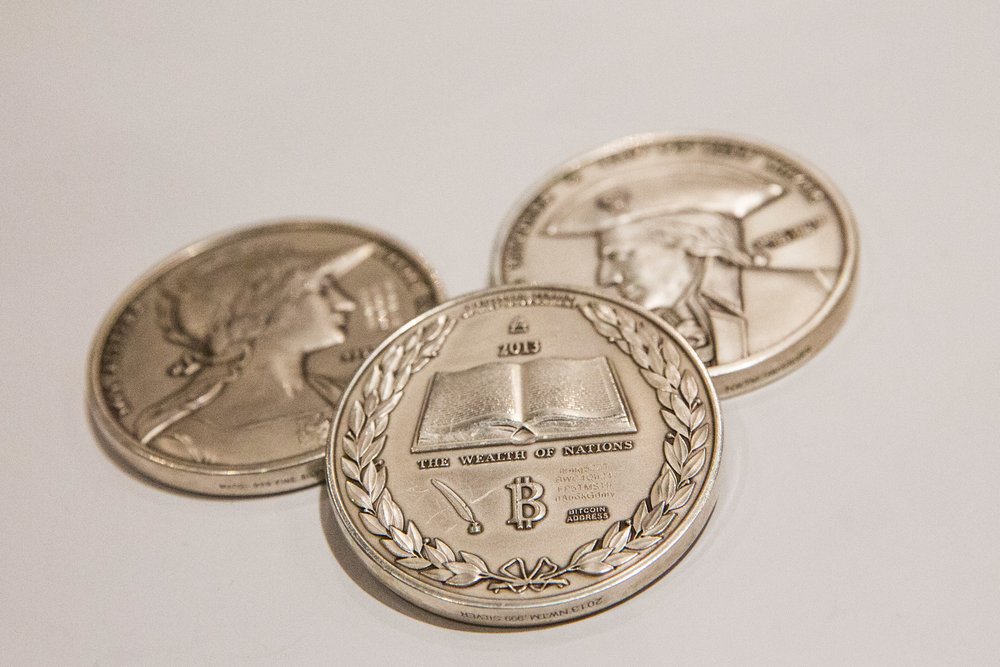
[326,285,721,626]
[88,220,445,496]
[491,133,859,396]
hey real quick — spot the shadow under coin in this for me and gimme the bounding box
[317,486,530,633]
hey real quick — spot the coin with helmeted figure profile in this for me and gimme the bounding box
[87,220,445,496]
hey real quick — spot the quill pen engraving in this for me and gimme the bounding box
[431,478,483,534]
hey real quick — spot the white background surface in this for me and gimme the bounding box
[3,2,998,664]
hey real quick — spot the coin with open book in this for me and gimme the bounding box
[326,285,722,626]
[413,356,636,451]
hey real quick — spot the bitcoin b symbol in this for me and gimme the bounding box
[506,476,547,530]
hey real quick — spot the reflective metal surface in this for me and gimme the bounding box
[326,285,721,626]
[88,220,445,495]
[492,133,859,396]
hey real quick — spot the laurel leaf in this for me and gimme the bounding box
[342,434,359,462]
[379,368,395,401]
[424,544,448,568]
[402,330,419,351]
[580,304,597,323]
[649,482,664,508]
[424,316,446,342]
[424,567,453,582]
[577,560,614,575]
[665,365,681,389]
[674,433,690,462]
[389,525,414,554]
[345,482,373,512]
[631,501,649,530]
[576,548,612,569]
[641,502,665,533]
[569,539,598,566]
[668,482,696,512]
[445,561,482,576]
[605,552,639,567]
[360,512,388,537]
[647,344,665,374]
[658,467,677,505]
[607,525,631,553]
[691,403,706,429]
[671,392,692,427]
[637,322,657,348]
[446,572,481,587]
[661,410,689,439]
[459,551,490,573]
[601,522,618,548]
[626,536,662,551]
[361,461,378,494]
[648,512,674,536]
[382,345,403,376]
[398,557,432,570]
[439,317,456,341]
[357,421,375,460]
[594,303,618,325]
[363,366,381,397]
[664,434,683,472]
[593,320,619,340]
[615,339,630,354]
[622,328,643,353]
[396,337,420,368]
[434,540,455,560]
[641,368,670,390]
[349,401,364,436]
[371,465,386,501]
[389,497,404,529]
[381,537,411,559]
[682,447,707,481]
[631,345,650,369]
[423,333,447,357]
[663,341,681,367]
[337,317,460,583]
[341,458,360,481]
[360,435,386,469]
[691,423,710,451]
[406,521,423,550]
[394,365,412,392]
[681,372,698,405]
[376,493,395,529]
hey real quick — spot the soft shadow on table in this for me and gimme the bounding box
[317,487,532,634]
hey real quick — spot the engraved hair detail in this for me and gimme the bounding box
[134,244,373,446]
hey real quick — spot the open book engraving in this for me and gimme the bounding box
[412,356,635,453]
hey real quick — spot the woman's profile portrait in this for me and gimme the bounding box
[132,243,374,465]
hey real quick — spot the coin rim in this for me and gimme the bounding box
[87,219,447,496]
[325,284,722,625]
[488,131,859,396]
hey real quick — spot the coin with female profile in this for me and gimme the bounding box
[88,220,444,495]
[491,133,859,396]
[326,285,721,626]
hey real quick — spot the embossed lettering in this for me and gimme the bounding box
[506,476,547,530]
[497,340,541,357]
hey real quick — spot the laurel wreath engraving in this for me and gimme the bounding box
[340,303,710,593]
